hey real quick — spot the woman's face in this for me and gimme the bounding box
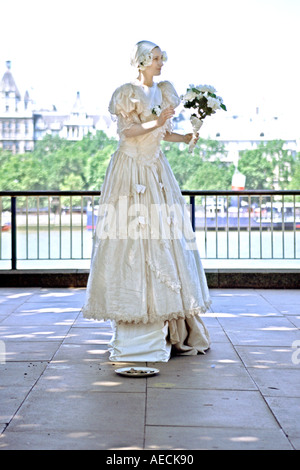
[147,47,164,76]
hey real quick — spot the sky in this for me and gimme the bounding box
[1,0,300,122]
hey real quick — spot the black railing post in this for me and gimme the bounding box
[190,196,195,232]
[11,196,17,270]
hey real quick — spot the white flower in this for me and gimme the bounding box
[162,50,168,63]
[197,84,216,94]
[135,184,146,194]
[139,52,153,70]
[206,96,221,110]
[152,105,162,116]
[138,216,146,226]
[182,90,200,102]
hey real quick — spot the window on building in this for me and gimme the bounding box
[3,142,13,151]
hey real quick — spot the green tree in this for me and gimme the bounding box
[162,138,233,190]
[0,131,117,192]
[0,152,30,190]
[185,159,234,190]
[238,141,297,190]
[162,142,200,188]
[264,140,296,189]
[84,132,117,190]
[238,145,273,189]
[288,159,300,190]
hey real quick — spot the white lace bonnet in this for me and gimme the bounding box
[130,40,167,71]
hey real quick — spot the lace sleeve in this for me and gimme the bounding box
[108,83,141,136]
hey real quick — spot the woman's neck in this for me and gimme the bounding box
[138,72,154,88]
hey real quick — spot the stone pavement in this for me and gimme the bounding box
[0,287,299,450]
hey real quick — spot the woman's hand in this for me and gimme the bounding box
[183,132,199,145]
[157,106,175,127]
[124,106,175,137]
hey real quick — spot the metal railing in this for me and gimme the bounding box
[0,190,300,270]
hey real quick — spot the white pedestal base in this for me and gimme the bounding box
[108,320,171,362]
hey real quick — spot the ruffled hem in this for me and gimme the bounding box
[81,300,212,325]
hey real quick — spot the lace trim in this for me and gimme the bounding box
[81,300,212,325]
[146,256,181,293]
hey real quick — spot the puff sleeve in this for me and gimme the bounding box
[158,81,181,109]
[108,84,141,136]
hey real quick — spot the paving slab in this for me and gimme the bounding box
[265,397,300,444]
[258,290,300,304]
[1,341,60,362]
[0,324,71,342]
[1,305,80,326]
[38,361,147,393]
[225,327,300,347]
[148,357,257,391]
[248,368,300,398]
[0,287,298,450]
[52,343,110,363]
[0,303,25,316]
[144,426,293,450]
[0,362,47,388]
[63,327,113,345]
[287,315,300,327]
[217,315,296,330]
[146,388,280,429]
[28,289,86,305]
[274,305,300,315]
[0,429,144,450]
[7,388,146,434]
[235,345,298,369]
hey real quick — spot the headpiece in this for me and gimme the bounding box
[130,40,167,70]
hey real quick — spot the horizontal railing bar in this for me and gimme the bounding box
[1,190,300,197]
[0,191,101,197]
[181,189,300,196]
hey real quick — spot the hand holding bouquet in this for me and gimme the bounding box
[181,84,227,153]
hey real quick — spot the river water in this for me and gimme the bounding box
[1,227,299,270]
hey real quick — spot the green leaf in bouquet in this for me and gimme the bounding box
[220,103,227,111]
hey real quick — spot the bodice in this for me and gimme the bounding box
[108,80,180,162]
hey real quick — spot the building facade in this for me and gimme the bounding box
[0,61,108,154]
[0,61,35,153]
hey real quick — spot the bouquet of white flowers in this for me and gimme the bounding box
[181,84,227,153]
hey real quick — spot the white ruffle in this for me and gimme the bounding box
[82,302,212,325]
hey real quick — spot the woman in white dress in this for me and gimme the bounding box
[82,41,211,361]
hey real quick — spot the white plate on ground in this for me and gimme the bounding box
[115,366,160,377]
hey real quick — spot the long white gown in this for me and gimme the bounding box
[82,79,211,361]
